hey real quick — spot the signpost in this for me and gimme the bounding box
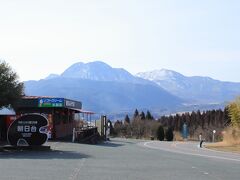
[7,114,48,146]
[182,123,188,140]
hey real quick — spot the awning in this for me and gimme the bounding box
[0,107,16,115]
[79,110,95,115]
[68,108,95,115]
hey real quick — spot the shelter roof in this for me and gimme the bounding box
[0,107,15,115]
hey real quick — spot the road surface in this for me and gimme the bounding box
[0,139,239,180]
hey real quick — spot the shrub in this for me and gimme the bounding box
[157,125,165,141]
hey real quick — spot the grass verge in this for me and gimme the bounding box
[206,142,240,154]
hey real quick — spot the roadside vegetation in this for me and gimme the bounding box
[112,109,162,140]
[0,60,24,108]
[112,97,240,153]
[226,97,240,144]
[206,97,240,152]
[112,108,230,142]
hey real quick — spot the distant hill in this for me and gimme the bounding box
[25,62,182,113]
[136,69,240,104]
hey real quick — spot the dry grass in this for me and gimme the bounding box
[206,143,240,153]
[206,127,240,153]
[174,131,184,141]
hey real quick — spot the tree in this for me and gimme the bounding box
[165,127,174,141]
[113,120,124,136]
[124,114,130,124]
[133,109,139,119]
[146,110,153,120]
[0,60,24,108]
[156,125,165,141]
[228,97,240,128]
[140,111,145,120]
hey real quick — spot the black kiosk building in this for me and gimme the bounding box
[15,96,89,139]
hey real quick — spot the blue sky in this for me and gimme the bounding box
[0,0,239,82]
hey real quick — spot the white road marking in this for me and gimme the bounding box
[49,142,60,150]
[191,166,209,176]
[143,141,240,162]
[68,158,86,180]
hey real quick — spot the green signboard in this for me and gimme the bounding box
[38,98,64,108]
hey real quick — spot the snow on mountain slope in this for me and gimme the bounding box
[61,61,145,83]
[136,69,240,104]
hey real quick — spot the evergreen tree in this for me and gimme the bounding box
[165,127,174,141]
[196,110,201,129]
[140,111,146,120]
[133,109,139,119]
[113,120,124,136]
[0,60,24,108]
[202,111,207,129]
[157,125,165,141]
[146,110,153,120]
[124,114,130,124]
[224,107,231,126]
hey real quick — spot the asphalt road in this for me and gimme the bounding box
[0,139,239,180]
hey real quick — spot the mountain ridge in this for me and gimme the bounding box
[136,69,240,104]
[24,61,240,115]
[61,61,144,83]
[45,61,155,85]
[24,76,182,113]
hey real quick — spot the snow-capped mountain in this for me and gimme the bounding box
[45,74,60,80]
[136,69,240,104]
[24,62,182,113]
[60,61,149,84]
[136,69,184,81]
[25,61,240,114]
